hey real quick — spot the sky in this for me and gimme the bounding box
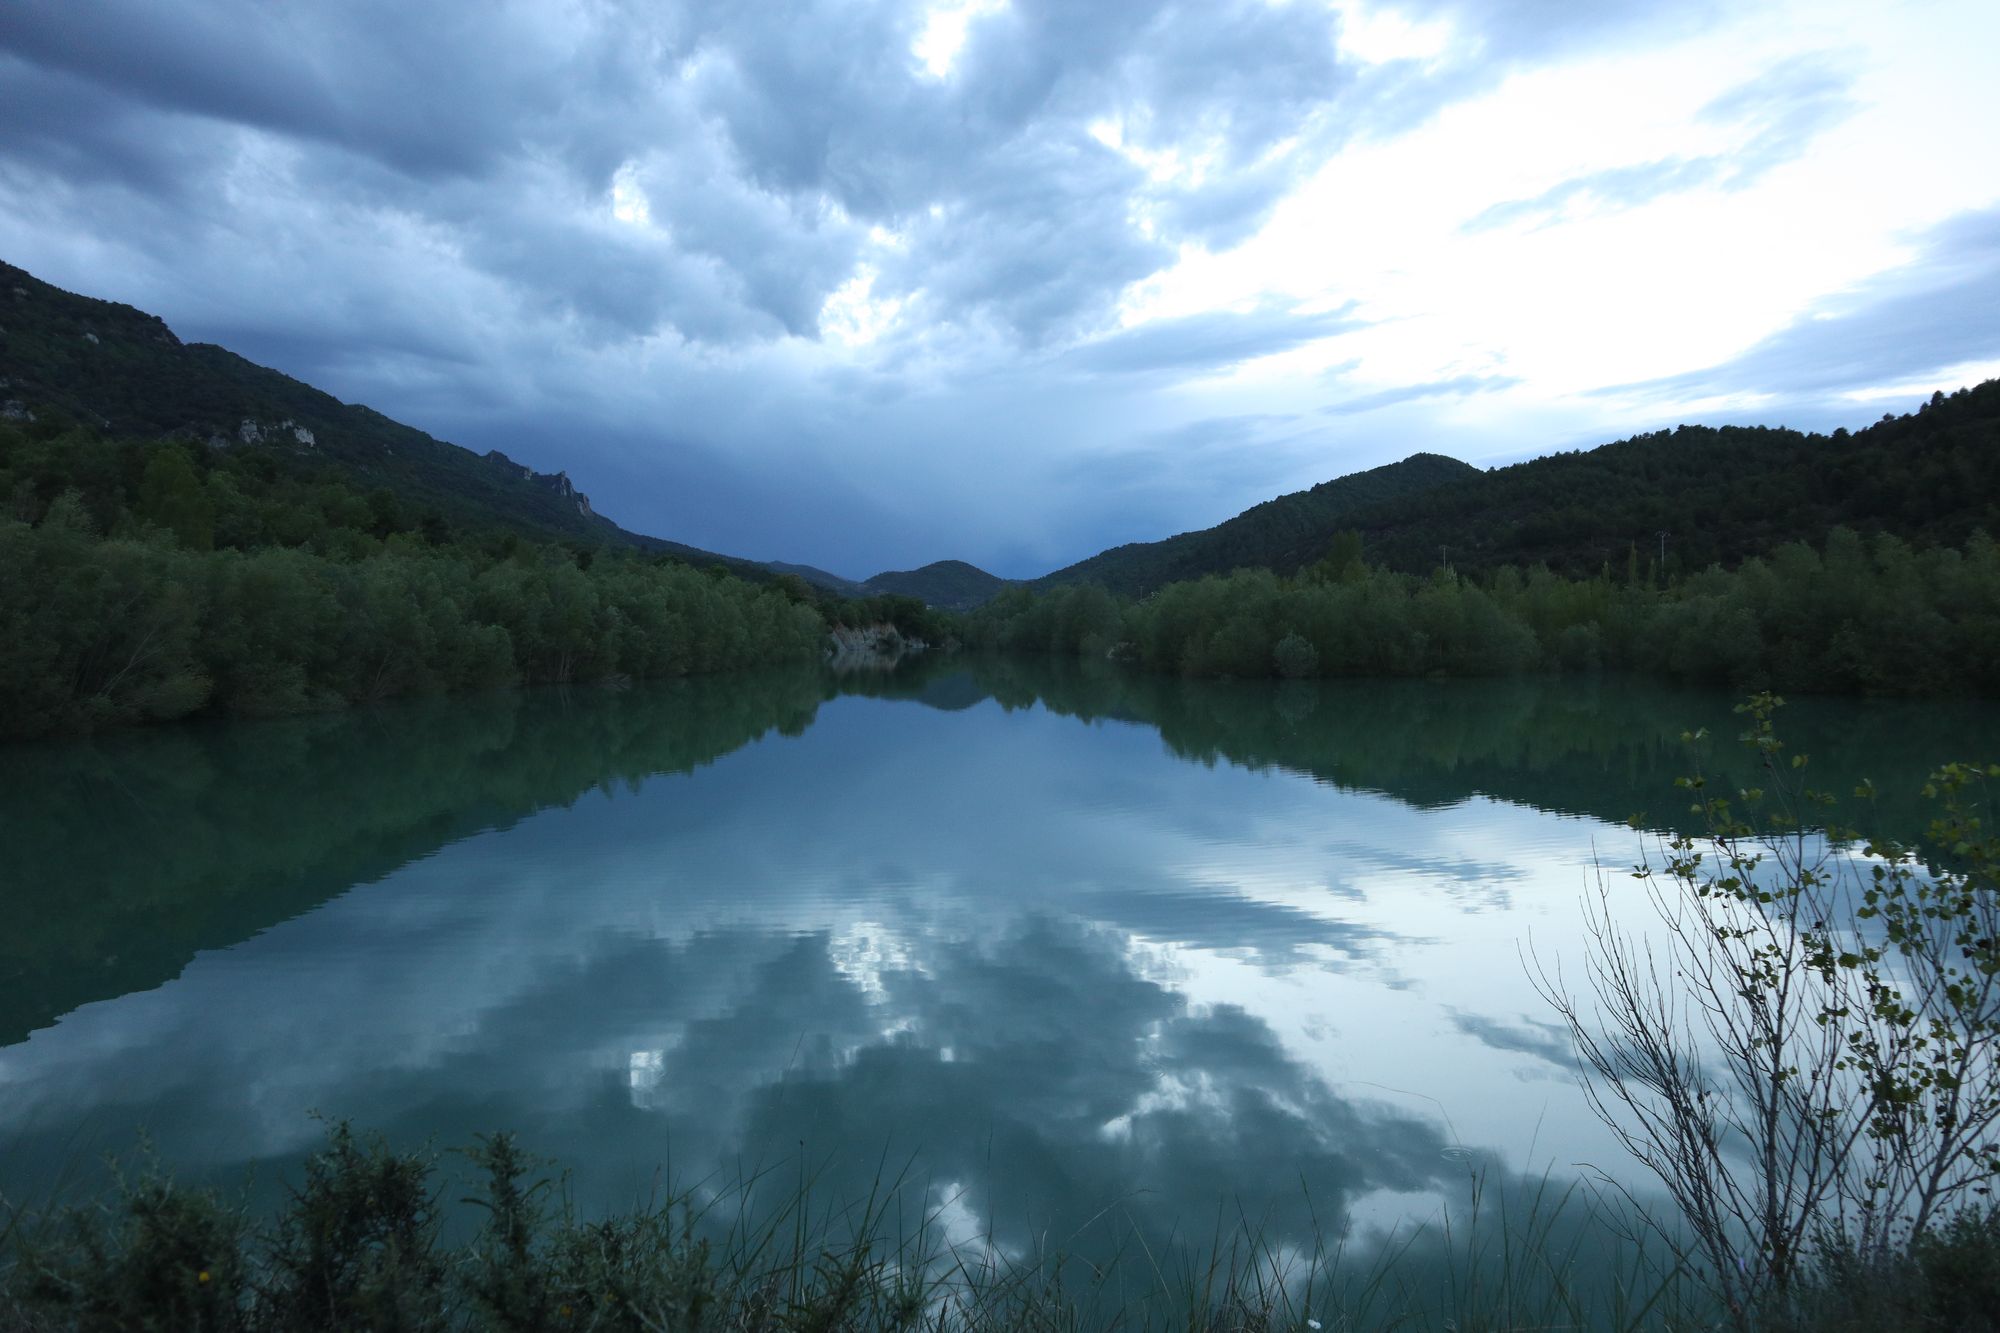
[2,0,1998,578]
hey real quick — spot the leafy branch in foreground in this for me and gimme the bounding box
[1535,694,2000,1327]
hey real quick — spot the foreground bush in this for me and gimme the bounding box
[11,1120,1995,1331]
[1,1123,1719,1332]
[1538,698,2000,1330]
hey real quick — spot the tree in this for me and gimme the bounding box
[1304,530,1364,584]
[1272,630,1318,679]
[1535,697,2000,1328]
[135,447,214,550]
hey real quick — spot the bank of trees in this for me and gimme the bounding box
[0,426,828,738]
[967,527,2000,697]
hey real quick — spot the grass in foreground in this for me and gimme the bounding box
[2,1122,1994,1331]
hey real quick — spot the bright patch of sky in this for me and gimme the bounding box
[1124,0,1994,418]
[1842,359,2000,405]
[911,0,1008,79]
[609,163,652,227]
[1330,3,1452,65]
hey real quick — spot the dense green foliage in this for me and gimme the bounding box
[760,560,1013,611]
[1343,382,2000,579]
[1034,453,1478,597]
[971,525,2000,696]
[1766,1207,2000,1333]
[0,259,770,571]
[858,559,1013,611]
[1029,381,2000,597]
[0,421,831,738]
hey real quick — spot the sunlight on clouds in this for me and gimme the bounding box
[1329,1,1452,65]
[827,921,930,999]
[1116,0,1987,414]
[1089,119,1215,188]
[912,0,1008,80]
[609,162,651,227]
[821,265,906,347]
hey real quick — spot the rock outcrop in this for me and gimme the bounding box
[825,623,926,672]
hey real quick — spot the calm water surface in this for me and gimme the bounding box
[4,662,1998,1263]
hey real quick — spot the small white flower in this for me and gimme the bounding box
[1306,1321,1323,1330]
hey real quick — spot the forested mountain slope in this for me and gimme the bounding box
[763,561,867,595]
[0,259,761,571]
[1032,453,1479,597]
[861,559,1013,610]
[1327,382,2000,578]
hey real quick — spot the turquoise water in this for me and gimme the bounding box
[4,662,1996,1265]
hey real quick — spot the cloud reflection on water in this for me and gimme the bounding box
[6,664,1999,1269]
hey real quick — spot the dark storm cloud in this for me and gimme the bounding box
[667,0,1379,342]
[0,1,841,347]
[0,0,614,178]
[687,0,1346,214]
[881,135,1172,345]
[0,0,1695,355]
[1466,53,1855,232]
[1605,205,2000,401]
[0,53,236,199]
[2,0,1376,350]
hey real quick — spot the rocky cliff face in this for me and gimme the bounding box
[230,418,317,449]
[826,623,926,671]
[539,468,593,518]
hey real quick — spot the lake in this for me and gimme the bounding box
[4,661,1997,1279]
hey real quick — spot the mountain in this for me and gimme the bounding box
[759,557,1012,609]
[0,259,768,573]
[1029,382,2000,594]
[861,559,1013,610]
[1319,384,2000,578]
[1033,452,1479,597]
[762,560,868,596]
